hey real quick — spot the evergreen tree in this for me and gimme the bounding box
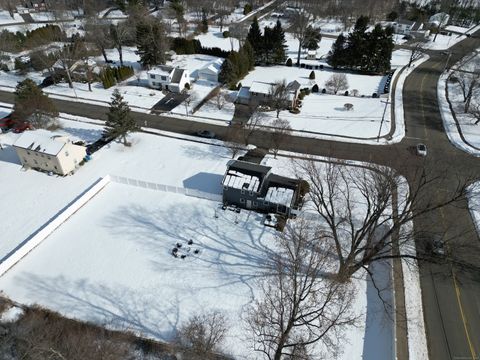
[136,20,169,68]
[218,58,236,86]
[243,40,255,70]
[347,16,370,69]
[104,89,139,146]
[327,33,347,69]
[246,17,263,63]
[13,78,58,129]
[201,8,208,33]
[302,26,322,50]
[263,26,274,64]
[272,20,287,64]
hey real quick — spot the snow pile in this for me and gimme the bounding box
[437,57,480,156]
[0,305,24,323]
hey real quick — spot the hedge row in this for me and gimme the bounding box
[100,66,134,89]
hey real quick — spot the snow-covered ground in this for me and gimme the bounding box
[241,65,385,96]
[262,94,391,139]
[0,123,396,358]
[0,10,24,25]
[437,52,480,156]
[195,26,240,52]
[468,182,480,237]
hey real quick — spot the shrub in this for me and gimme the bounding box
[309,70,315,80]
[344,90,349,96]
[298,92,305,100]
[100,65,134,89]
[319,64,324,70]
[237,82,242,90]
[222,31,230,38]
[322,88,326,94]
[372,92,378,98]
[243,3,252,15]
[286,58,292,67]
[312,84,319,93]
[184,82,190,90]
[289,107,300,114]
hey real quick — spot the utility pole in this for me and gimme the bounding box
[377,100,391,142]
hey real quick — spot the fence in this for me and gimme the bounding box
[109,175,222,202]
[0,176,111,277]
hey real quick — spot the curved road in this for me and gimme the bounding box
[0,31,479,359]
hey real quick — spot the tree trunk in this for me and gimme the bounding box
[296,40,302,66]
[118,46,123,66]
[101,48,109,63]
[88,80,92,92]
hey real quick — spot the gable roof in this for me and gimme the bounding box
[148,65,174,77]
[13,131,67,156]
[227,160,272,176]
[171,68,187,83]
[199,59,223,75]
[250,81,274,95]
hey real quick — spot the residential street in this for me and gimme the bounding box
[0,29,479,359]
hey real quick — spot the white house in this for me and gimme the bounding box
[392,19,416,35]
[306,50,317,60]
[197,59,223,83]
[13,131,86,176]
[147,65,190,93]
[237,80,301,108]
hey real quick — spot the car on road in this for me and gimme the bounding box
[416,143,427,156]
[196,130,216,139]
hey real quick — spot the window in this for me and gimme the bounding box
[41,154,44,158]
[34,160,38,165]
[249,191,253,196]
[161,76,167,81]
[240,198,245,204]
[65,151,69,157]
[253,201,258,207]
[241,189,245,195]
[263,201,269,206]
[47,156,51,160]
[150,74,155,79]
[23,158,27,163]
[27,151,30,155]
[54,166,57,170]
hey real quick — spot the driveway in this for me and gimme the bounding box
[152,92,189,113]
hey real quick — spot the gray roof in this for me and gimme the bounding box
[227,160,271,176]
[287,80,301,92]
[171,68,186,83]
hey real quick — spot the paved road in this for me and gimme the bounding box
[402,33,480,360]
[0,29,479,359]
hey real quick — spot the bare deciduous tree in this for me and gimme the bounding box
[224,126,245,159]
[245,220,356,360]
[295,159,470,280]
[214,90,226,110]
[469,101,480,125]
[269,118,291,158]
[453,67,480,113]
[85,17,112,63]
[243,108,267,145]
[183,91,197,116]
[176,310,228,359]
[268,80,290,118]
[324,73,349,94]
[291,10,315,66]
[408,42,425,67]
[110,22,133,67]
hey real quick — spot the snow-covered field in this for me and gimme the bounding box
[0,121,395,358]
[263,94,390,139]
[437,52,480,156]
[195,26,240,52]
[241,65,385,96]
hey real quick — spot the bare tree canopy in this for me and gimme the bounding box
[245,220,356,360]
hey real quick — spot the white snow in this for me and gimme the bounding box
[241,65,385,96]
[437,53,480,156]
[0,305,24,323]
[195,26,240,51]
[0,10,24,25]
[468,182,480,237]
[424,33,467,50]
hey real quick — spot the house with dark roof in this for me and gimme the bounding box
[236,80,301,108]
[147,65,190,93]
[222,160,304,217]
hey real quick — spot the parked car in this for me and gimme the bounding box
[0,117,13,132]
[196,130,216,139]
[416,143,427,156]
[13,121,32,133]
